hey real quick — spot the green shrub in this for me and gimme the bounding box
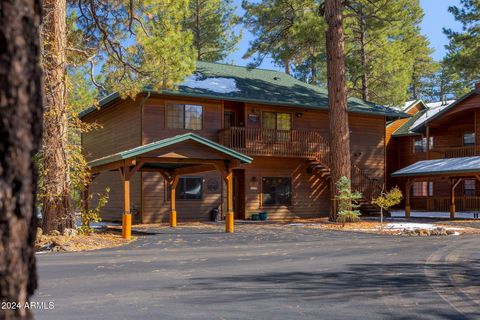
[79,187,110,234]
[335,176,362,224]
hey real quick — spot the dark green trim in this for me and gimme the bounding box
[88,133,253,168]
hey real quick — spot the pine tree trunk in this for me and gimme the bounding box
[359,12,369,101]
[284,59,291,75]
[311,58,317,84]
[41,0,74,233]
[411,75,418,99]
[194,0,202,60]
[325,0,351,220]
[0,0,42,318]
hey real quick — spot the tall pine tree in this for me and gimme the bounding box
[187,0,241,62]
[444,0,480,88]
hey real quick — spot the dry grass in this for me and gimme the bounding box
[36,231,134,252]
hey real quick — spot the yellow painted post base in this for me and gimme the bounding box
[405,206,411,219]
[450,205,455,219]
[225,211,234,233]
[170,210,177,227]
[122,213,132,240]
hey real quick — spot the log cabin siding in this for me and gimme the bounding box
[142,96,223,144]
[82,98,142,222]
[83,94,388,222]
[244,157,330,219]
[82,99,141,160]
[142,171,222,223]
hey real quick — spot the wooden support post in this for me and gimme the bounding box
[426,126,430,160]
[121,165,132,240]
[170,176,179,227]
[225,171,234,233]
[82,185,90,228]
[405,180,411,219]
[450,178,462,220]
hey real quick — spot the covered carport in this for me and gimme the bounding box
[392,156,480,219]
[86,133,252,239]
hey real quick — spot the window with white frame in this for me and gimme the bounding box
[463,132,475,146]
[413,181,433,197]
[464,179,476,196]
[167,104,203,130]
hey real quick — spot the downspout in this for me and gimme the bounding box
[137,90,151,225]
[139,91,152,146]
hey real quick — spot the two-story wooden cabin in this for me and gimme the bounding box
[388,87,480,218]
[80,62,406,229]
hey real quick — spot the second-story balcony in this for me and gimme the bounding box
[430,145,480,159]
[218,126,330,161]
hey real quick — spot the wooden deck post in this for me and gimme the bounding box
[225,171,234,233]
[82,184,90,228]
[405,180,411,219]
[121,166,132,240]
[450,178,462,220]
[170,176,179,227]
[426,126,430,160]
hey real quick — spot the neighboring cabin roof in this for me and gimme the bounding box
[79,62,409,119]
[88,133,253,168]
[391,99,456,137]
[409,90,480,132]
[392,156,480,178]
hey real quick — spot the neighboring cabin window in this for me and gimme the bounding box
[262,177,292,206]
[167,104,203,130]
[413,137,433,153]
[412,181,433,197]
[167,177,203,200]
[464,179,476,196]
[463,132,475,146]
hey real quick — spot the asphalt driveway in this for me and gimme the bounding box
[33,224,480,320]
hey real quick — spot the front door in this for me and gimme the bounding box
[233,169,245,219]
[224,111,236,128]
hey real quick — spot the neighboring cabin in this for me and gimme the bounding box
[80,62,406,224]
[388,86,480,216]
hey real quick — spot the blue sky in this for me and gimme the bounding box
[227,0,463,69]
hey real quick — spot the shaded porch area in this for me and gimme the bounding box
[392,156,480,219]
[86,133,252,239]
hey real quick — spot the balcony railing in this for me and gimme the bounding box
[219,127,330,161]
[431,145,480,159]
[412,196,480,212]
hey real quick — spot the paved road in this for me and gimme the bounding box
[33,224,480,320]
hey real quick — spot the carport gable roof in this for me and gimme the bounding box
[88,133,253,169]
[391,156,480,178]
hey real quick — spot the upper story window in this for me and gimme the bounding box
[412,181,433,197]
[413,137,433,153]
[464,179,476,196]
[167,104,203,130]
[263,112,291,131]
[463,132,475,146]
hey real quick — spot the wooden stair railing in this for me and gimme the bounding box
[306,160,384,215]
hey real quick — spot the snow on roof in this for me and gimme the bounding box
[181,73,241,94]
[410,100,455,130]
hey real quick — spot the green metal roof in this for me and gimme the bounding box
[391,109,427,137]
[391,156,480,177]
[88,133,253,168]
[79,62,409,119]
